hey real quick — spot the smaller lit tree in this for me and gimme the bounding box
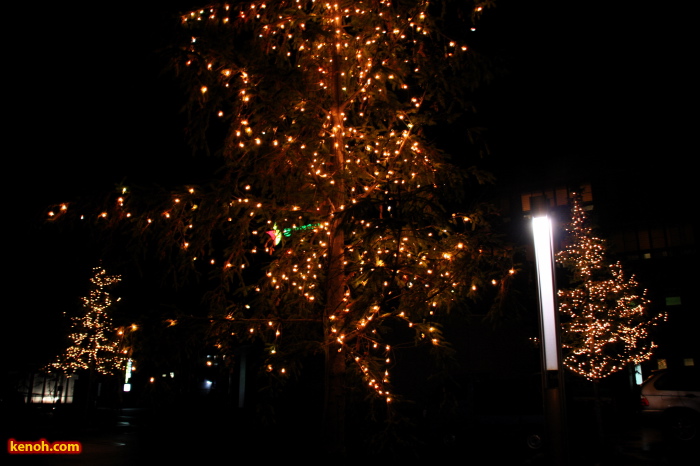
[556,195,664,380]
[48,266,125,376]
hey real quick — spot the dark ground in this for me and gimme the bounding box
[3,397,698,465]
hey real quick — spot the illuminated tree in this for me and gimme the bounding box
[48,0,512,453]
[556,195,663,380]
[48,266,125,376]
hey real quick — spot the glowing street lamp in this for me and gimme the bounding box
[531,196,568,465]
[532,213,559,371]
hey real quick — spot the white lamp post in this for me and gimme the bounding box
[531,196,567,465]
[532,214,560,372]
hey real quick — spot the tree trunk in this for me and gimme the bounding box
[323,215,347,455]
[592,379,605,447]
[324,340,347,456]
[322,15,349,456]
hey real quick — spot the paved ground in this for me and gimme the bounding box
[3,406,698,465]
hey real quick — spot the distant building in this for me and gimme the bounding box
[20,372,77,404]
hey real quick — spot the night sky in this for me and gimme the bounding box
[6,1,695,370]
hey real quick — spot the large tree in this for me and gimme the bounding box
[556,195,664,380]
[49,0,511,454]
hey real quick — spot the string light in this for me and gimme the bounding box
[47,266,125,376]
[556,195,665,380]
[45,0,504,403]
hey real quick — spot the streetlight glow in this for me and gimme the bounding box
[531,196,568,465]
[532,215,559,371]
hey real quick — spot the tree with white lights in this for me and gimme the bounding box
[48,266,125,376]
[48,1,512,454]
[556,195,663,380]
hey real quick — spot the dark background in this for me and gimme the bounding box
[5,1,695,371]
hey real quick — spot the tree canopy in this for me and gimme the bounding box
[556,195,665,380]
[48,0,512,454]
[47,266,125,376]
